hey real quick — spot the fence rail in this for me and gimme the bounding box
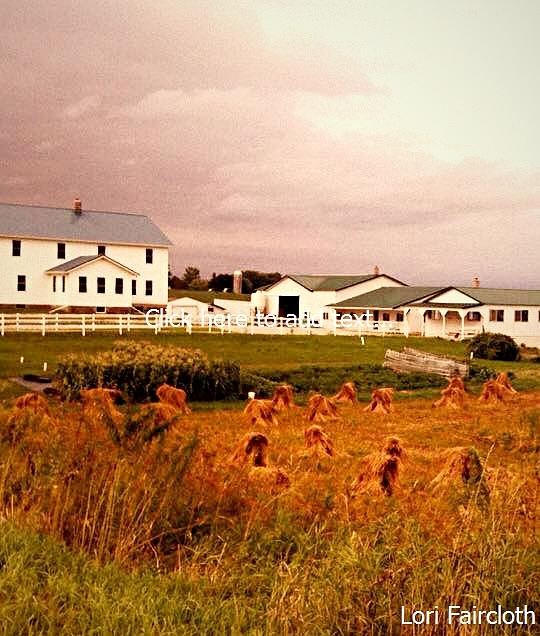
[0,313,411,338]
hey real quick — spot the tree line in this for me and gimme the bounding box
[169,267,281,294]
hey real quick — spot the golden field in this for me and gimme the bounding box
[0,383,538,634]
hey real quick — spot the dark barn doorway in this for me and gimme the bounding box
[278,295,299,318]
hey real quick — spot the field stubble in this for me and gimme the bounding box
[0,386,538,634]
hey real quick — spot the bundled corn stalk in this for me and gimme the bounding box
[244,398,279,426]
[430,447,490,503]
[305,394,338,422]
[304,425,336,458]
[137,403,179,427]
[495,372,517,394]
[478,372,517,404]
[80,388,124,427]
[13,392,51,416]
[230,432,290,489]
[353,436,405,496]
[271,384,295,411]
[433,376,466,409]
[230,432,269,467]
[156,383,192,414]
[331,381,356,404]
[363,388,394,414]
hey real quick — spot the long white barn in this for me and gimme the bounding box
[0,200,171,312]
[252,273,540,347]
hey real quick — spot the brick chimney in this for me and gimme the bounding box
[472,276,480,288]
[73,198,82,214]
[373,264,380,276]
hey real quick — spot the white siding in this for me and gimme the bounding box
[0,236,168,308]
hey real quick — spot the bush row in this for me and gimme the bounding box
[56,341,240,402]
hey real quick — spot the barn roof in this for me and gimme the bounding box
[268,273,405,292]
[334,285,540,309]
[0,202,172,246]
[451,287,540,307]
[333,286,444,309]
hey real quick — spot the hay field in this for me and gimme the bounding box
[0,384,538,634]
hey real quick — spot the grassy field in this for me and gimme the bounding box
[0,385,538,634]
[1,331,539,401]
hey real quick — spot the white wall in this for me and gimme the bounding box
[258,275,403,321]
[0,236,168,307]
[214,299,251,314]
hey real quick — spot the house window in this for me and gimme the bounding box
[382,312,390,322]
[322,312,329,320]
[97,277,106,294]
[515,310,528,322]
[373,310,380,321]
[115,278,123,294]
[57,243,66,259]
[12,240,21,256]
[467,311,481,321]
[98,245,106,255]
[145,280,153,296]
[62,276,65,293]
[17,275,26,291]
[489,309,504,322]
[396,312,404,322]
[132,280,137,295]
[53,276,56,292]
[79,276,87,293]
[146,248,153,264]
[425,310,441,320]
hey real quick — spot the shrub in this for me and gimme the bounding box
[239,371,278,398]
[467,333,520,361]
[55,341,240,402]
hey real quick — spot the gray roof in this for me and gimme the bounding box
[334,285,540,309]
[45,255,100,273]
[45,254,138,275]
[452,287,540,307]
[333,286,444,309]
[0,202,172,246]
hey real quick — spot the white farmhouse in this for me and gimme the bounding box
[0,200,171,312]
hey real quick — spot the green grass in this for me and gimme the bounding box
[0,332,468,378]
[1,509,537,635]
[1,332,539,400]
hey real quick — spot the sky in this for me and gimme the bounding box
[1,0,539,287]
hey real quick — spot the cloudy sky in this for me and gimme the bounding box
[1,0,539,286]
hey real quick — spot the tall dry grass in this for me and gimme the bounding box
[0,389,538,632]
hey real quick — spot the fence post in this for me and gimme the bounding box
[127,314,131,332]
[16,313,20,332]
[41,315,46,336]
[55,313,59,332]
[92,314,96,332]
[81,315,86,336]
[118,315,123,335]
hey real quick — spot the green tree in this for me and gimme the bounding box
[182,266,201,288]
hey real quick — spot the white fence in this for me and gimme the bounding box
[0,313,408,338]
